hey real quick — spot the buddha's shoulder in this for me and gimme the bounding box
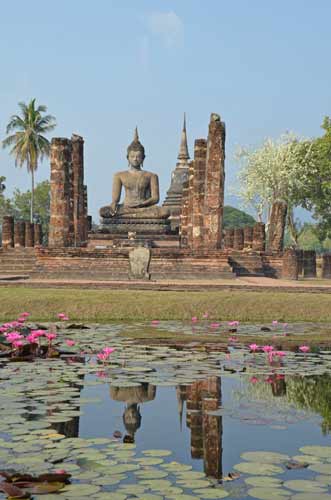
[113,170,130,178]
[141,170,158,178]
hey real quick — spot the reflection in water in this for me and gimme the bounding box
[110,383,156,442]
[178,377,223,479]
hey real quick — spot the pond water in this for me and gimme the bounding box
[0,321,331,499]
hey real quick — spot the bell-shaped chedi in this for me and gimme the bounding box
[163,114,191,231]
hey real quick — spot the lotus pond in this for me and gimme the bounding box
[0,319,331,499]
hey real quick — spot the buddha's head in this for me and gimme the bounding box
[127,127,145,168]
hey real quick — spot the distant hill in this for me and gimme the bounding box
[223,205,256,228]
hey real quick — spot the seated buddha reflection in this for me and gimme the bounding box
[100,128,170,220]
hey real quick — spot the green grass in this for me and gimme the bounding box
[0,287,331,323]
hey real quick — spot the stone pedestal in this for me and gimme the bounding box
[303,250,316,278]
[252,222,266,252]
[25,222,34,247]
[233,228,244,250]
[282,248,298,280]
[244,226,253,249]
[99,218,171,236]
[203,114,225,250]
[34,223,43,246]
[322,254,331,279]
[128,247,151,280]
[2,216,14,248]
[14,221,25,248]
[49,138,73,247]
[224,228,234,249]
[268,200,287,253]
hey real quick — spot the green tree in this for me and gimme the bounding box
[2,99,56,222]
[223,205,256,228]
[11,180,50,237]
[293,117,331,239]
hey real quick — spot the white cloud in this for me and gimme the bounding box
[146,11,183,48]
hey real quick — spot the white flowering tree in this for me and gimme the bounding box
[235,133,315,243]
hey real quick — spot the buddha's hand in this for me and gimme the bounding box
[109,202,118,216]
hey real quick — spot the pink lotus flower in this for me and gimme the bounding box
[55,469,67,474]
[210,322,220,328]
[262,345,274,353]
[31,330,45,338]
[12,340,24,349]
[20,312,30,318]
[203,312,209,319]
[249,343,259,352]
[191,316,198,322]
[97,352,108,362]
[275,351,286,357]
[228,336,237,343]
[228,320,239,327]
[102,347,115,355]
[272,320,278,326]
[26,334,38,344]
[151,320,160,326]
[58,313,69,321]
[65,339,76,347]
[46,333,57,346]
[250,376,259,384]
[299,345,310,353]
[6,332,23,343]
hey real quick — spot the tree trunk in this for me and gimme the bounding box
[30,167,35,223]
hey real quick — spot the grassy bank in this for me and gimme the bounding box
[0,287,331,323]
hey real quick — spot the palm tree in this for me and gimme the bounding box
[2,99,56,222]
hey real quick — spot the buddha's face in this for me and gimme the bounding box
[128,150,144,168]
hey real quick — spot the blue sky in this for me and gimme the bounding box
[1,0,330,220]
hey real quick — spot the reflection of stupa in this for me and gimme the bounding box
[110,383,156,442]
[177,377,223,479]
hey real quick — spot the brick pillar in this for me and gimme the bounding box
[71,134,86,246]
[282,248,298,280]
[83,185,88,243]
[14,221,25,248]
[322,254,331,278]
[25,222,34,247]
[87,215,92,232]
[303,250,316,278]
[244,226,253,249]
[224,228,234,249]
[2,216,14,248]
[192,139,207,252]
[252,222,266,252]
[186,164,194,249]
[267,200,287,253]
[233,228,244,250]
[203,114,225,250]
[48,138,73,248]
[179,179,189,247]
[34,223,43,246]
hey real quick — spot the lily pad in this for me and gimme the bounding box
[240,451,289,464]
[283,479,327,493]
[299,446,331,458]
[247,487,290,499]
[234,462,283,475]
[194,488,229,498]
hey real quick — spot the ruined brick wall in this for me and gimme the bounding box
[282,247,298,280]
[252,222,266,252]
[192,139,207,252]
[14,221,25,248]
[203,114,225,250]
[2,216,14,248]
[268,201,287,253]
[25,222,34,247]
[48,138,73,248]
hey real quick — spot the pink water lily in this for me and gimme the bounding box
[191,316,198,322]
[228,320,239,327]
[26,334,39,344]
[299,345,310,353]
[151,320,160,326]
[58,313,69,321]
[102,347,115,355]
[262,345,274,353]
[250,376,259,384]
[12,340,24,349]
[65,339,76,347]
[31,330,45,338]
[97,352,108,363]
[275,351,286,357]
[210,322,220,328]
[249,343,259,352]
[272,320,278,326]
[6,332,23,343]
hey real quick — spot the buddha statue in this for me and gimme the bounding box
[100,128,170,221]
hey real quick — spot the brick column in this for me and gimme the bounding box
[203,114,225,250]
[244,226,253,249]
[282,248,298,280]
[233,228,244,250]
[25,222,34,247]
[192,139,207,252]
[48,138,73,248]
[186,164,194,249]
[83,185,88,243]
[71,134,86,246]
[224,228,234,249]
[2,216,14,248]
[14,221,25,248]
[322,254,331,278]
[34,223,43,246]
[252,222,266,252]
[179,179,189,247]
[267,200,287,253]
[303,250,316,278]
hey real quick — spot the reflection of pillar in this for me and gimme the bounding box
[185,377,223,479]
